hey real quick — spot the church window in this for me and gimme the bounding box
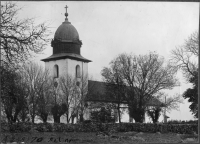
[76,65,81,78]
[54,64,59,78]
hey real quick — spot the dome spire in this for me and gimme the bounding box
[65,5,68,21]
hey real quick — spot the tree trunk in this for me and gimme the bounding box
[31,114,35,123]
[57,116,60,123]
[43,118,47,123]
[41,113,48,123]
[117,104,121,123]
[12,117,17,123]
[130,107,145,123]
[6,113,12,123]
[136,99,145,123]
[71,114,76,124]
[21,111,26,122]
[13,110,20,123]
[114,109,118,122]
[53,115,60,123]
[32,96,35,123]
[66,113,70,123]
[5,109,14,123]
[79,113,84,123]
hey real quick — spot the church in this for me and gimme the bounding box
[41,6,165,123]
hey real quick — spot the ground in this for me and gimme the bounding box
[1,131,198,144]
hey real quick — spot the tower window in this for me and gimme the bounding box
[76,65,81,78]
[54,64,59,78]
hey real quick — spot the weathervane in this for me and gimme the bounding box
[65,5,68,20]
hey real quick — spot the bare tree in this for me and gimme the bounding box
[171,31,199,118]
[0,2,50,68]
[106,52,179,123]
[16,70,30,122]
[164,93,184,112]
[58,74,89,123]
[147,93,184,123]
[21,62,49,123]
[101,63,127,123]
[36,77,54,123]
[78,74,92,123]
[58,75,78,123]
[170,31,199,81]
[146,106,162,123]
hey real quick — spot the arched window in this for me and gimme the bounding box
[54,64,59,78]
[76,65,81,78]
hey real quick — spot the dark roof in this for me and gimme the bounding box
[41,53,92,62]
[86,80,118,103]
[54,20,79,42]
[86,80,165,107]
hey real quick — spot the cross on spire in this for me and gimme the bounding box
[65,5,68,20]
[65,5,68,13]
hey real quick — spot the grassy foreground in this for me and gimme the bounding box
[1,131,198,144]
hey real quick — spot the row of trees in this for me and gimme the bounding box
[1,62,88,123]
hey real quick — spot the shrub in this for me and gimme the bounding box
[7,122,32,132]
[90,107,115,123]
[167,119,198,124]
[44,123,53,132]
[1,122,198,134]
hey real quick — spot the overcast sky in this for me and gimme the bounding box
[12,1,199,121]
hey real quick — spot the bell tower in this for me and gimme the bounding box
[41,5,91,80]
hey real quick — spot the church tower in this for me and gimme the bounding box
[41,6,91,81]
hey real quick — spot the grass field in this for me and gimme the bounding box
[1,131,198,144]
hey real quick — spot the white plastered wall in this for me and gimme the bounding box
[45,59,68,77]
[67,59,88,78]
[44,58,88,79]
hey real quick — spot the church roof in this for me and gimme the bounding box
[41,53,91,62]
[54,20,79,42]
[86,80,166,107]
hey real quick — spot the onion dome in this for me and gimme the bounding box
[51,5,82,55]
[54,21,79,42]
[41,5,91,63]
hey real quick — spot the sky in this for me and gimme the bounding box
[10,1,199,121]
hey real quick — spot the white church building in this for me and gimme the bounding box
[41,6,92,123]
[41,6,165,124]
